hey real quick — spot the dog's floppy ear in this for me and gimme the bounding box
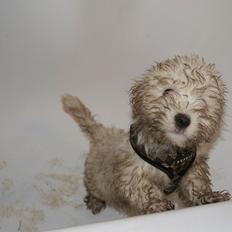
[130,123,147,157]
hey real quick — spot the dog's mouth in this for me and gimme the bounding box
[174,127,185,134]
[167,127,189,146]
[130,123,197,194]
[173,123,190,135]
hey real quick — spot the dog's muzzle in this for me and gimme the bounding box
[129,123,196,194]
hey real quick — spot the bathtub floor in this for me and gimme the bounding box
[0,140,124,231]
[0,113,231,232]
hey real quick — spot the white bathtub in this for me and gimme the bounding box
[0,1,231,231]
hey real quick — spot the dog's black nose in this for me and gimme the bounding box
[175,113,191,129]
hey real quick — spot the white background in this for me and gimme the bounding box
[0,1,231,231]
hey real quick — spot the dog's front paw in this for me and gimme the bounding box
[200,191,231,204]
[146,199,175,214]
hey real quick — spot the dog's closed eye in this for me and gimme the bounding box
[163,88,174,95]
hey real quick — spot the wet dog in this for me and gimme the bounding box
[62,55,230,216]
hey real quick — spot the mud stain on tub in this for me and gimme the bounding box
[1,178,14,197]
[34,158,82,209]
[1,178,13,189]
[35,173,80,208]
[49,158,64,167]
[0,161,14,196]
[0,160,7,170]
[0,205,44,232]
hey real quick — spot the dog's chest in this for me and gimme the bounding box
[135,156,171,187]
[136,160,184,208]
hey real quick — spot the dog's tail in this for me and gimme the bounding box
[62,94,104,142]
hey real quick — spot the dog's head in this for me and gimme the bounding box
[130,55,226,150]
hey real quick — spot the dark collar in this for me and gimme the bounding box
[129,124,196,194]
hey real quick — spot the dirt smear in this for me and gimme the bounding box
[48,158,64,167]
[35,170,80,208]
[0,205,44,232]
[1,178,14,191]
[0,160,7,170]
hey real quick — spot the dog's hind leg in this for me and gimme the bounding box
[84,194,106,214]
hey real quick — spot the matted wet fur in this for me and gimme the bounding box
[62,55,230,216]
